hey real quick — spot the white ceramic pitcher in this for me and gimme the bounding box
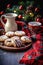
[1,13,18,32]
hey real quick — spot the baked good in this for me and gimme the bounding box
[14,31,25,36]
[11,36,25,47]
[21,36,32,44]
[5,31,15,37]
[11,36,20,40]
[14,39,24,47]
[4,38,24,47]
[4,39,16,47]
[0,35,8,42]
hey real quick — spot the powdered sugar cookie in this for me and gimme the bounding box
[5,31,15,37]
[4,39,16,47]
[11,36,20,40]
[0,35,8,42]
[14,31,25,36]
[21,36,32,44]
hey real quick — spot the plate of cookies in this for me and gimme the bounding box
[0,30,32,51]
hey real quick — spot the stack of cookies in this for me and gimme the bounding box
[0,31,32,48]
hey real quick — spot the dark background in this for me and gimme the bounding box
[0,0,43,10]
[0,0,43,16]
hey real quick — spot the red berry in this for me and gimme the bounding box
[18,15,22,19]
[35,8,39,12]
[36,18,41,22]
[19,5,23,10]
[7,4,10,8]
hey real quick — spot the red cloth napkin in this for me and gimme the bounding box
[19,33,43,65]
[19,42,41,64]
[19,48,40,64]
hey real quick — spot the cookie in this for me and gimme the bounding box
[14,31,25,36]
[14,39,24,47]
[11,36,24,47]
[11,36,20,40]
[4,39,16,47]
[0,35,8,42]
[5,31,15,37]
[21,36,32,44]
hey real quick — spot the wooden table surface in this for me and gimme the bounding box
[0,48,31,65]
[0,49,25,65]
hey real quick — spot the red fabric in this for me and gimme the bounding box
[16,21,25,26]
[19,33,43,64]
[19,43,41,64]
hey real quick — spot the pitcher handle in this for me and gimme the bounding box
[1,15,6,28]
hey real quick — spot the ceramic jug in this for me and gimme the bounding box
[1,13,18,32]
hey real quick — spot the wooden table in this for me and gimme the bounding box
[0,48,31,65]
[0,49,25,65]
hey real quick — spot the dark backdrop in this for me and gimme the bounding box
[0,0,43,16]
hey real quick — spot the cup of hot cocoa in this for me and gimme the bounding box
[28,22,41,34]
